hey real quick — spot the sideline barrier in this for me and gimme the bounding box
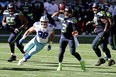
[0,34,96,44]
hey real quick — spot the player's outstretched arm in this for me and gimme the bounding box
[47,31,54,51]
[19,26,35,45]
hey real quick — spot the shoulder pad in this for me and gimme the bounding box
[3,10,9,15]
[33,22,40,27]
[68,17,78,24]
[106,12,111,17]
[97,11,106,17]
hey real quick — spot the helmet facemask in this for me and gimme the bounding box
[40,16,49,28]
[41,21,48,28]
[64,11,71,18]
[7,3,15,14]
[64,7,73,18]
[92,3,99,14]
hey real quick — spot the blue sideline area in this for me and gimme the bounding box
[0,1,7,26]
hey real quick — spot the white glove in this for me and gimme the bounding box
[14,28,19,33]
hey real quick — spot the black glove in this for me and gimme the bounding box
[47,44,51,51]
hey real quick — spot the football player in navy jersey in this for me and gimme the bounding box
[103,4,116,51]
[52,6,85,71]
[2,2,28,62]
[91,3,115,66]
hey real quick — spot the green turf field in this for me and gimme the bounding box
[0,43,116,77]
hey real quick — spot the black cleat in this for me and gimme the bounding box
[95,58,105,66]
[108,59,115,66]
[7,55,16,62]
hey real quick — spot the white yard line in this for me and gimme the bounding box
[0,74,9,77]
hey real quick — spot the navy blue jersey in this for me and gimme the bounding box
[58,15,78,38]
[3,9,23,28]
[94,11,107,33]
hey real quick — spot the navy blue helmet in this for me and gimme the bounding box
[7,2,15,9]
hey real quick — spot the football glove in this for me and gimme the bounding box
[47,44,51,51]
[14,28,19,33]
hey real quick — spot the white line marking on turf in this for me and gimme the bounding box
[24,73,37,76]
[0,74,9,76]
[95,72,116,76]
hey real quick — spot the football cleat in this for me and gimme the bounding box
[80,60,86,72]
[57,63,62,71]
[95,58,105,66]
[18,58,26,65]
[7,55,16,62]
[108,59,115,66]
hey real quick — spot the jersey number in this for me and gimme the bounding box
[62,23,67,33]
[38,31,48,39]
[6,17,16,25]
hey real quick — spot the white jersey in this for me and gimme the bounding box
[33,22,54,43]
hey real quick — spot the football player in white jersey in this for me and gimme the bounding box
[18,15,54,65]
